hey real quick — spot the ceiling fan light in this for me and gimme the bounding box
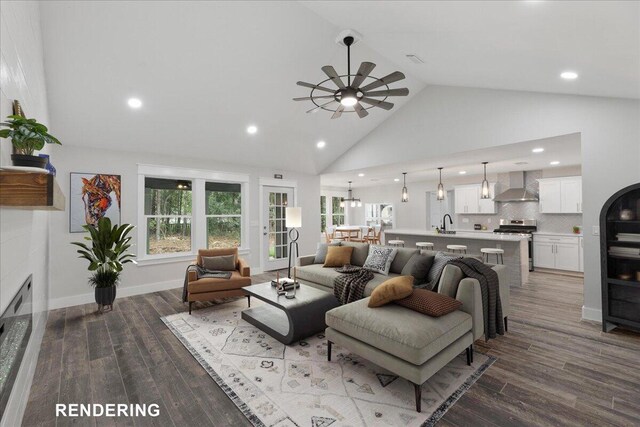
[340,96,358,107]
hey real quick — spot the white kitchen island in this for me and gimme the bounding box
[385,229,530,287]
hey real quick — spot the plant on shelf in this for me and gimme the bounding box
[71,217,136,312]
[0,115,62,168]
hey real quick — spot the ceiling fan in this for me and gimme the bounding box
[293,35,409,119]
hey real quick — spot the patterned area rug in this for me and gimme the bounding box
[162,299,495,427]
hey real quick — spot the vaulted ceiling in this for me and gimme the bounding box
[39,1,639,174]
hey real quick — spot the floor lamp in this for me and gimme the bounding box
[286,207,301,278]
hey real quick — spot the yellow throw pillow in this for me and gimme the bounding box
[323,246,354,268]
[368,276,414,307]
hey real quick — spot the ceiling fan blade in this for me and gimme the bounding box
[351,62,376,89]
[331,105,345,119]
[360,97,394,110]
[354,102,369,118]
[293,95,336,101]
[360,71,406,92]
[297,81,335,94]
[322,65,346,89]
[364,88,409,97]
[306,100,336,113]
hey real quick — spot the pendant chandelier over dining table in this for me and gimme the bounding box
[340,181,362,208]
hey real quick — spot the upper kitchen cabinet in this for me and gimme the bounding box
[538,176,582,214]
[454,183,496,214]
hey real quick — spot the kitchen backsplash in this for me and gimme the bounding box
[456,170,582,234]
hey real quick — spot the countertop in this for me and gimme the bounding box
[533,232,583,237]
[385,228,530,242]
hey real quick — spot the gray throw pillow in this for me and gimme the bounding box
[363,245,398,276]
[202,255,236,271]
[401,253,435,285]
[427,252,462,284]
[314,242,341,264]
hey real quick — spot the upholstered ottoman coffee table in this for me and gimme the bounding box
[325,298,474,412]
[242,282,340,345]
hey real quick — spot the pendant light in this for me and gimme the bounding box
[341,181,362,208]
[436,167,445,201]
[401,172,409,202]
[480,162,490,199]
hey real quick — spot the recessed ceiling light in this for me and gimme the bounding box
[560,71,578,80]
[532,147,544,153]
[459,171,467,175]
[358,173,365,177]
[550,161,560,165]
[127,98,142,109]
[394,178,400,182]
[247,125,258,134]
[316,140,326,148]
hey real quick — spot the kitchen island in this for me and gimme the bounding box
[385,229,530,287]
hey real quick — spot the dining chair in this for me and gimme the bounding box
[367,225,382,244]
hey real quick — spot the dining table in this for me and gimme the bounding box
[335,225,367,241]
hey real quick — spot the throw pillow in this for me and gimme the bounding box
[395,289,462,317]
[363,245,398,275]
[401,253,435,285]
[201,255,236,271]
[314,242,341,264]
[324,246,354,268]
[368,275,414,308]
[427,252,463,284]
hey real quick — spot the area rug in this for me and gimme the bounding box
[162,299,495,427]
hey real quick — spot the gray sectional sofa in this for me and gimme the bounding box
[296,241,511,412]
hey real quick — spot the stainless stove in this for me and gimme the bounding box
[493,219,537,271]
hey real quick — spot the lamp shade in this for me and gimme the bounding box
[285,207,302,228]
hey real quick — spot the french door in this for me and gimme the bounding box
[262,186,294,271]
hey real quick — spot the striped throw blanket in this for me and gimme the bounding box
[448,258,504,341]
[333,266,374,305]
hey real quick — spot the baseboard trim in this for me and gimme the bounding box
[581,305,602,323]
[49,279,182,310]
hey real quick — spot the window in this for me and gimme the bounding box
[331,196,345,226]
[206,182,241,248]
[320,195,327,232]
[365,203,394,227]
[144,178,193,255]
[138,165,249,261]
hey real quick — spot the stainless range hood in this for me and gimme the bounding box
[493,172,538,202]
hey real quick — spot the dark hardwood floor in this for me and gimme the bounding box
[24,271,640,426]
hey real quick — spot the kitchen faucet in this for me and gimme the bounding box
[442,214,453,232]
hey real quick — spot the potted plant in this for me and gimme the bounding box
[0,115,62,168]
[71,217,136,312]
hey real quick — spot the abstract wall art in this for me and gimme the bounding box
[70,173,121,232]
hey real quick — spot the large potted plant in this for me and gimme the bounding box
[71,217,136,312]
[0,115,62,168]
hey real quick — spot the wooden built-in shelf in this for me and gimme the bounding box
[0,171,65,210]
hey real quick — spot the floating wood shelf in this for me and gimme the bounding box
[0,171,65,210]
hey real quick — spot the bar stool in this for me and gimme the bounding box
[481,248,504,264]
[388,240,405,248]
[416,242,434,250]
[446,244,467,254]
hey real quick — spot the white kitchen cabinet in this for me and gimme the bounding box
[533,242,556,269]
[579,237,584,272]
[454,184,495,214]
[533,234,581,271]
[538,176,582,213]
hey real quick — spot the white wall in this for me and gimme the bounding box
[49,146,321,308]
[329,85,640,321]
[0,2,51,425]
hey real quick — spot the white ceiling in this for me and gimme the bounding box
[304,1,640,99]
[38,1,423,174]
[320,133,581,188]
[39,2,638,174]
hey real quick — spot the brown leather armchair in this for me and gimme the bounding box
[187,248,251,314]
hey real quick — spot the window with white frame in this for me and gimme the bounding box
[320,191,347,235]
[365,203,394,227]
[138,165,249,260]
[331,196,345,226]
[320,195,327,233]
